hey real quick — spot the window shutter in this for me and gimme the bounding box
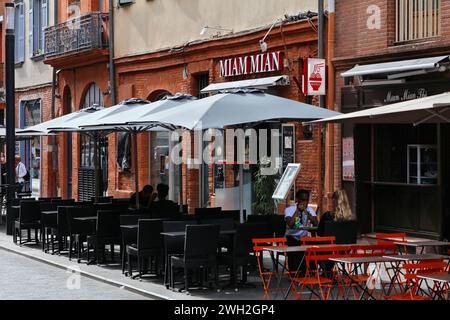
[41,0,48,53]
[18,2,25,62]
[29,0,34,57]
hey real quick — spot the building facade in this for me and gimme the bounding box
[111,0,328,213]
[12,0,56,198]
[333,0,450,239]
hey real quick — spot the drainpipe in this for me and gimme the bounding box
[325,0,336,211]
[50,0,59,197]
[317,0,325,210]
[108,0,116,105]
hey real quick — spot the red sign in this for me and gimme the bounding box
[303,58,326,96]
[219,51,283,78]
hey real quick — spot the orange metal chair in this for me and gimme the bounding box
[385,260,447,300]
[291,245,351,300]
[252,237,287,300]
[301,236,336,246]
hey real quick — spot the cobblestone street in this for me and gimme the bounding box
[0,249,151,300]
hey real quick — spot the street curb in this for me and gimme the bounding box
[0,244,174,300]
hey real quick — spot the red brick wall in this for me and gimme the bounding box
[114,20,323,212]
[14,85,57,197]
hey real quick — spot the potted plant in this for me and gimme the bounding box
[252,157,280,215]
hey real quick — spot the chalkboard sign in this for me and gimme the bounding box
[214,164,225,190]
[282,124,295,170]
[272,163,301,200]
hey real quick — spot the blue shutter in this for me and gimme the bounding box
[41,0,48,53]
[29,0,34,57]
[18,2,25,63]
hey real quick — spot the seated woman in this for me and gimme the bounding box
[129,185,157,210]
[148,183,179,218]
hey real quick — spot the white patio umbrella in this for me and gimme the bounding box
[80,94,197,209]
[129,90,342,220]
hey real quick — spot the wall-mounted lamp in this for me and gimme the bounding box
[200,25,233,36]
[259,18,283,53]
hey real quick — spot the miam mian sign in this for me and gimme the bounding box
[219,51,283,78]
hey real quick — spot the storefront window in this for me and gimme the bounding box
[407,145,438,185]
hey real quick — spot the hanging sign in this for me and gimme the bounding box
[219,51,283,78]
[303,58,326,96]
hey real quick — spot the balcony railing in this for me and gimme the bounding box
[396,0,441,43]
[44,12,108,59]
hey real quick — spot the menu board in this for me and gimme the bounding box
[282,124,295,170]
[272,163,301,200]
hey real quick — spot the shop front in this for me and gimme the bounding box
[340,64,450,239]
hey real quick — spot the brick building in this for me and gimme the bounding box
[333,0,450,239]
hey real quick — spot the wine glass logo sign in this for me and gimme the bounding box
[309,62,325,91]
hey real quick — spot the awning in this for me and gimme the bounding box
[341,56,449,78]
[308,92,450,126]
[200,75,289,94]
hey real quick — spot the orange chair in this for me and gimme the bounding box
[385,260,446,300]
[375,233,407,242]
[291,245,351,300]
[300,236,336,246]
[252,237,287,300]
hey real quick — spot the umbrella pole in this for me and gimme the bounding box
[133,131,140,210]
[239,164,244,223]
[93,135,99,204]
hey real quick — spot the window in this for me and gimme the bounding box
[396,0,441,42]
[196,74,209,99]
[14,1,25,64]
[29,0,48,57]
[407,145,437,185]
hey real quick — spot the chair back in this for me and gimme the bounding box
[39,197,61,202]
[40,202,57,212]
[66,206,96,235]
[375,232,407,242]
[97,210,122,239]
[200,217,234,231]
[94,202,115,212]
[247,215,273,237]
[233,223,265,257]
[402,260,446,299]
[184,224,220,259]
[271,215,287,238]
[112,198,131,210]
[221,210,242,222]
[305,245,352,275]
[301,236,336,246]
[252,237,287,254]
[350,243,397,257]
[137,219,164,251]
[194,207,222,216]
[56,206,73,236]
[151,202,180,219]
[119,214,151,226]
[91,196,113,204]
[19,200,41,222]
[322,220,358,244]
[52,199,75,206]
[163,220,198,255]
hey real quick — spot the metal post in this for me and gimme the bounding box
[93,134,100,203]
[239,164,244,223]
[133,131,140,209]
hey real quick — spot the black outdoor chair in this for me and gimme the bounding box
[126,219,165,278]
[218,222,265,290]
[66,206,96,262]
[87,210,123,264]
[170,224,220,293]
[51,199,76,206]
[194,207,222,216]
[246,215,274,237]
[120,214,152,273]
[222,209,246,222]
[40,202,58,252]
[91,196,113,204]
[150,202,181,220]
[200,217,235,252]
[39,197,61,202]
[162,220,198,288]
[52,206,73,255]
[14,200,41,246]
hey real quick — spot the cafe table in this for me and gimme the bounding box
[394,240,449,254]
[417,274,450,300]
[74,216,97,221]
[383,254,449,295]
[330,256,398,300]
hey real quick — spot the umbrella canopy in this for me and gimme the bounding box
[307,92,450,125]
[80,94,196,131]
[17,105,105,134]
[128,90,342,130]
[0,126,55,140]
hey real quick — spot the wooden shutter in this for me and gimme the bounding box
[41,0,48,53]
[29,0,34,57]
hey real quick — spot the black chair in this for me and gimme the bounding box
[246,215,274,237]
[162,220,198,288]
[87,210,123,264]
[119,214,152,273]
[222,210,247,222]
[126,219,165,278]
[39,197,61,202]
[151,202,181,219]
[66,206,96,262]
[14,200,41,246]
[170,224,220,293]
[40,202,58,252]
[91,196,113,204]
[53,206,73,255]
[112,198,131,210]
[321,220,358,244]
[271,215,287,238]
[194,207,222,216]
[52,199,76,206]
[218,223,264,290]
